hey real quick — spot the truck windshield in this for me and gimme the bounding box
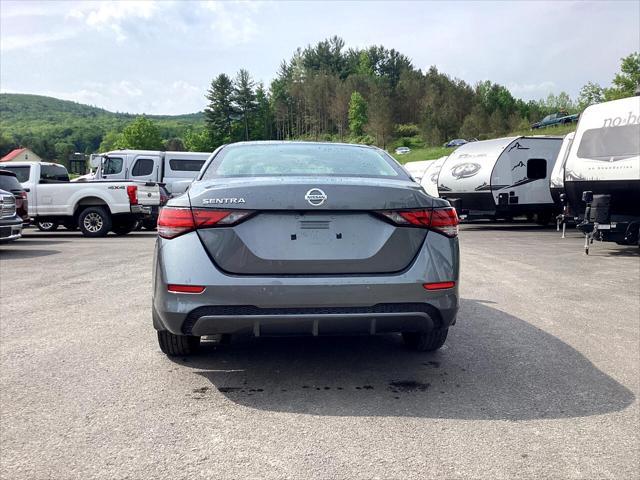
[577,123,640,161]
[1,166,30,182]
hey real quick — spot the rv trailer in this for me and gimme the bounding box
[403,160,432,182]
[550,132,576,236]
[437,136,563,222]
[563,96,640,252]
[420,156,448,198]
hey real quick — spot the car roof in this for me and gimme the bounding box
[0,169,18,177]
[222,140,381,151]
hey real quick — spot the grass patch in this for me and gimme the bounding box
[390,146,451,164]
[509,123,576,138]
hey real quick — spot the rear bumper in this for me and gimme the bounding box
[153,230,460,336]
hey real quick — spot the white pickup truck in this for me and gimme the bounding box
[1,161,160,237]
[87,149,211,196]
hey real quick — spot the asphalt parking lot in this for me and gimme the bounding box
[1,225,638,479]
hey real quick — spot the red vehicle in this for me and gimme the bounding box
[0,169,29,224]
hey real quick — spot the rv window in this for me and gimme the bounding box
[527,158,547,180]
[577,124,640,161]
[103,157,123,175]
[132,158,154,176]
[168,159,206,172]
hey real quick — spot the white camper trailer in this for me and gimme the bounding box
[563,96,640,251]
[550,132,575,204]
[403,160,432,181]
[437,136,563,222]
[420,156,448,198]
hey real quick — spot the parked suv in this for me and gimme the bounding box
[0,170,29,224]
[0,188,23,243]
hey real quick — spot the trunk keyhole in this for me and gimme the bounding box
[291,234,297,240]
[336,233,342,239]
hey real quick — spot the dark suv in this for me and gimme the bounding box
[0,188,23,242]
[0,170,29,224]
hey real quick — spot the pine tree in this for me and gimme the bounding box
[204,74,235,146]
[233,69,258,141]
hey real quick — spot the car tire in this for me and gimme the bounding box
[111,216,138,236]
[402,328,448,352]
[36,220,59,232]
[78,206,112,237]
[142,218,157,231]
[157,331,200,356]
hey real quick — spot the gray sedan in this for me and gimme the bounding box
[152,142,460,356]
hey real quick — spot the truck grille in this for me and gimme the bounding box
[0,194,16,219]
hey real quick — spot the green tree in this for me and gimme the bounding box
[233,69,258,141]
[98,130,124,152]
[119,116,163,150]
[577,82,604,110]
[348,91,368,137]
[184,128,213,152]
[164,137,186,151]
[605,52,640,100]
[204,73,235,146]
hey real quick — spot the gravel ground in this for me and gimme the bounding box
[1,224,638,479]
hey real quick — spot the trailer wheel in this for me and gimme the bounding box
[36,220,58,232]
[78,206,111,237]
[111,216,138,236]
[402,328,448,352]
[157,331,200,356]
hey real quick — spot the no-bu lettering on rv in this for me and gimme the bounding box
[436,136,563,223]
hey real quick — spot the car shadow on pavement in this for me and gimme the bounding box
[173,299,635,420]
[0,248,61,259]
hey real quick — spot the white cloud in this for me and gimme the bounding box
[202,1,261,46]
[508,81,559,101]
[0,31,74,52]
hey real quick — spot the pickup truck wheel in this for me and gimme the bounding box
[157,331,200,356]
[78,207,111,237]
[111,217,137,236]
[36,220,58,232]
[402,328,448,352]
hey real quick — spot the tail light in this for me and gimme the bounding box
[379,207,459,237]
[126,185,138,205]
[158,207,253,239]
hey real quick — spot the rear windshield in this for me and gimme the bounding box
[577,123,640,161]
[40,164,70,183]
[203,144,404,179]
[1,166,30,182]
[0,172,22,191]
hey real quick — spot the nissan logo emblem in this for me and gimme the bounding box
[451,162,481,179]
[304,188,327,206]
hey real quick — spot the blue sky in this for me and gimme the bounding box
[1,0,638,115]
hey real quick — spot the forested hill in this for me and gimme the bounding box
[0,93,203,158]
[0,93,203,122]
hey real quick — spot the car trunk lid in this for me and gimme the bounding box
[189,177,434,275]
